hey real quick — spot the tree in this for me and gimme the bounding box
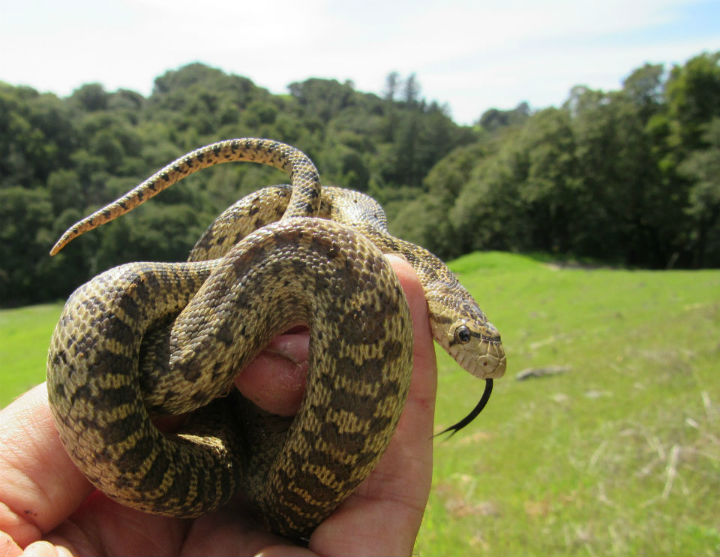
[477,102,531,133]
[679,118,720,266]
[665,52,720,153]
[403,74,420,106]
[622,63,664,120]
[0,188,53,304]
[288,78,356,123]
[384,71,400,102]
[71,83,109,112]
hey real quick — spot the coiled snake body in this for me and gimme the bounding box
[46,139,506,539]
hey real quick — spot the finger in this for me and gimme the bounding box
[307,255,438,556]
[233,251,432,419]
[20,539,73,557]
[389,255,439,441]
[234,328,309,417]
[0,529,23,557]
[0,384,93,548]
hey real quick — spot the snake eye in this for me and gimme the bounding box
[455,325,471,344]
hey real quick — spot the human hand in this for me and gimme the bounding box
[0,256,438,556]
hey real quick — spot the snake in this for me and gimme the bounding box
[46,138,506,539]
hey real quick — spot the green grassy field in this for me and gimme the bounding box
[1,303,62,403]
[1,252,719,555]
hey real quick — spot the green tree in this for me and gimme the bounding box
[622,63,664,120]
[678,118,720,266]
[71,83,109,112]
[477,102,531,133]
[666,52,720,154]
[0,188,53,304]
[288,78,356,123]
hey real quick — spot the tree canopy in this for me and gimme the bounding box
[1,52,719,306]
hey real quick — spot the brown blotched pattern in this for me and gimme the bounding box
[47,138,506,540]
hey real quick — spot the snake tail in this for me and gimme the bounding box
[50,138,321,255]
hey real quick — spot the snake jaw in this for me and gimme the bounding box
[448,340,506,379]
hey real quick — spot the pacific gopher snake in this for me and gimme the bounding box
[46,138,506,539]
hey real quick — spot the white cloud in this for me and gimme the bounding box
[1,0,718,123]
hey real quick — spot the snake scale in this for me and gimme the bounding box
[46,138,506,539]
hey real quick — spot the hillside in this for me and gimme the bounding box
[2,51,720,307]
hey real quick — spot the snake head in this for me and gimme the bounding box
[446,318,506,379]
[428,290,507,379]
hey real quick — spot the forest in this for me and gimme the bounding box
[1,51,719,306]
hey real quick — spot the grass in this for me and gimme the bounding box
[1,252,719,555]
[422,252,720,555]
[0,303,62,405]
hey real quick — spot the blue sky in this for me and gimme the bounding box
[1,0,719,124]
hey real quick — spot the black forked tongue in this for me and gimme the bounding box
[435,379,493,438]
